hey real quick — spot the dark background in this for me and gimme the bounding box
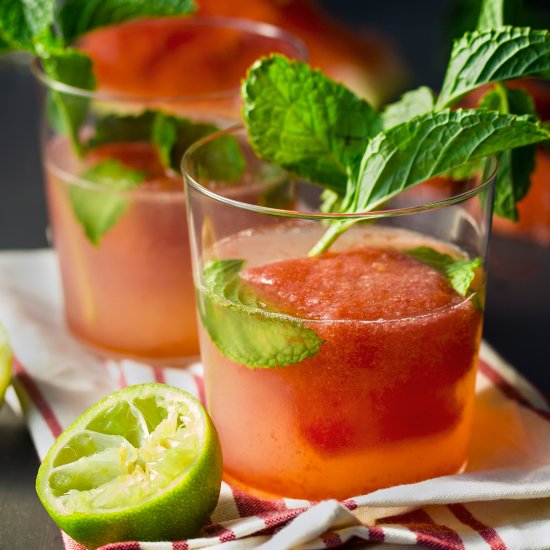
[0,1,548,548]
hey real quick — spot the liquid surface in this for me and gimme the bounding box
[242,246,464,321]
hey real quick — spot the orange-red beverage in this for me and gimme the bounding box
[46,139,197,359]
[36,18,305,363]
[184,127,495,500]
[198,225,483,500]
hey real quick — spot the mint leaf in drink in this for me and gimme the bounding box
[437,27,550,109]
[88,111,157,148]
[479,86,538,220]
[69,159,145,245]
[152,112,179,169]
[0,0,55,51]
[381,87,435,129]
[153,113,245,181]
[198,259,324,368]
[88,110,245,181]
[42,48,96,155]
[58,0,196,43]
[310,109,550,255]
[405,247,481,297]
[242,55,382,194]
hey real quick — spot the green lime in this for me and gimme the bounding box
[36,383,222,549]
[0,323,12,407]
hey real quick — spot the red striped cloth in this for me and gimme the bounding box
[2,251,550,550]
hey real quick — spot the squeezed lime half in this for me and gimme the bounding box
[36,383,222,549]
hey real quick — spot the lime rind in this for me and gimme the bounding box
[0,323,12,406]
[36,383,222,549]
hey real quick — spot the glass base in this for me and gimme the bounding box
[69,330,200,368]
[222,459,469,502]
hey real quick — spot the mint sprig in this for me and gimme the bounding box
[0,0,55,52]
[87,110,245,180]
[198,259,324,368]
[0,0,197,155]
[152,113,245,180]
[87,111,157,149]
[405,247,481,298]
[309,108,548,255]
[242,0,550,255]
[381,86,435,130]
[478,86,537,220]
[243,55,382,194]
[436,27,550,109]
[70,159,145,245]
[42,48,96,155]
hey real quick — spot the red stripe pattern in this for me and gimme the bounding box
[12,356,63,438]
[152,366,166,384]
[383,509,465,550]
[478,360,550,422]
[448,504,507,550]
[13,351,545,550]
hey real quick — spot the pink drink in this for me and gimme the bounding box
[198,225,482,500]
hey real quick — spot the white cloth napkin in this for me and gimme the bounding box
[2,249,550,550]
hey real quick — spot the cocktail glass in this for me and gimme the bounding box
[183,126,496,500]
[35,17,306,364]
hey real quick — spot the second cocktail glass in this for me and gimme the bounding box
[184,126,496,500]
[36,17,306,364]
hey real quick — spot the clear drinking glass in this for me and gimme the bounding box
[183,126,496,500]
[34,17,306,364]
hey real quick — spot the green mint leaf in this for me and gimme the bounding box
[42,48,96,156]
[151,112,178,169]
[320,189,344,214]
[405,247,481,297]
[477,0,504,29]
[310,109,549,255]
[242,54,382,195]
[354,109,547,211]
[87,111,157,149]
[437,27,550,109]
[444,159,485,181]
[0,33,13,53]
[58,0,196,43]
[0,0,55,51]
[152,113,245,181]
[87,110,245,181]
[381,86,435,130]
[69,159,145,245]
[479,86,537,220]
[198,259,324,368]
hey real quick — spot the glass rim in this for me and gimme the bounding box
[182,124,498,221]
[31,15,308,103]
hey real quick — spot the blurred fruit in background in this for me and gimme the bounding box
[80,0,406,107]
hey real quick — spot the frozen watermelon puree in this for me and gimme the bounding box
[240,246,466,321]
[202,239,483,499]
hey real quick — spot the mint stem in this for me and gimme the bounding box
[308,220,355,256]
[494,82,510,113]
